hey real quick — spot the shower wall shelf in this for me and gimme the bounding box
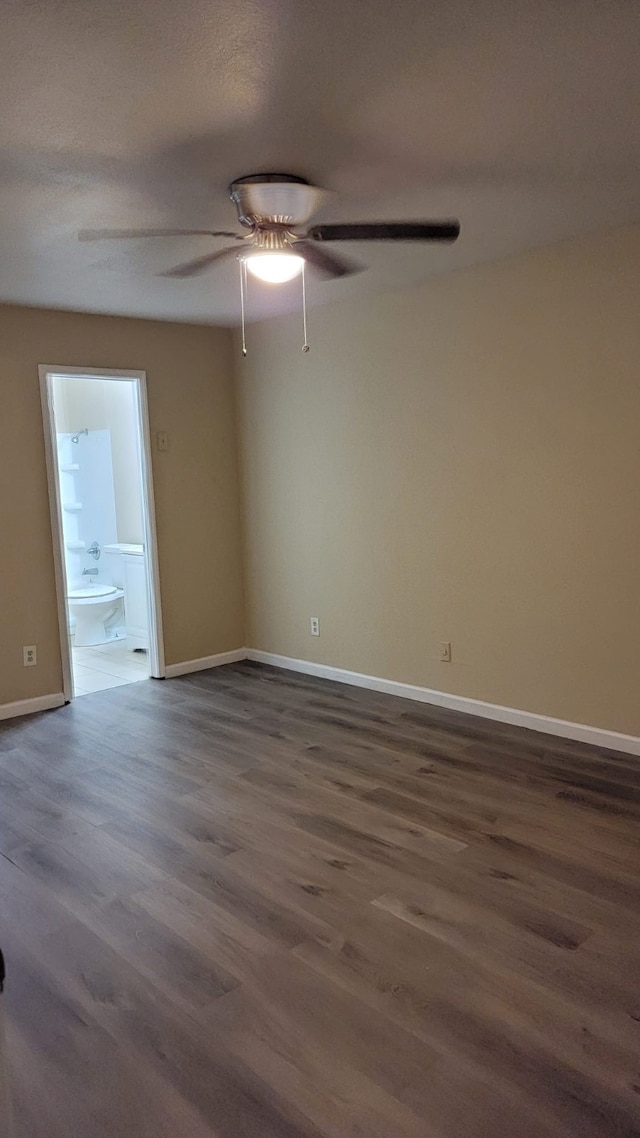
[60,463,80,473]
[66,542,85,552]
[63,502,83,512]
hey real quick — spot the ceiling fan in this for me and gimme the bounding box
[79,173,461,285]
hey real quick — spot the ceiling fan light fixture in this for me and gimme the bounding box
[244,252,304,283]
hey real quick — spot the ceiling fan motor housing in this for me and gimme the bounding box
[250,229,293,251]
[229,174,326,229]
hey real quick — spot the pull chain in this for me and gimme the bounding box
[301,261,310,352]
[241,257,308,356]
[239,258,247,356]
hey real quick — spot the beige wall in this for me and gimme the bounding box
[51,375,144,545]
[237,225,640,737]
[0,305,243,705]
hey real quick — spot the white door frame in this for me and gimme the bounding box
[39,365,166,700]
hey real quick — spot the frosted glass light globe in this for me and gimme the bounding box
[245,253,304,283]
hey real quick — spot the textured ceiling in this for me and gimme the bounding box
[1,0,639,325]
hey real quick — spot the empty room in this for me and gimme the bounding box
[0,2,639,1135]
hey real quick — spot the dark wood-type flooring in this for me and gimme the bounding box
[1,662,639,1137]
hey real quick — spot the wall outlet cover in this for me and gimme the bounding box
[23,645,37,666]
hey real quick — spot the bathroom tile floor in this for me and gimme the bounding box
[72,638,149,696]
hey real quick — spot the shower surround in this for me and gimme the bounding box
[57,429,119,589]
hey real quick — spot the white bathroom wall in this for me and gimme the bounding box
[51,376,143,544]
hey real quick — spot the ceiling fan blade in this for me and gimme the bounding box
[159,245,241,278]
[292,241,362,279]
[78,227,241,241]
[308,220,460,243]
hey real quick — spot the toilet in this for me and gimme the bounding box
[67,584,125,647]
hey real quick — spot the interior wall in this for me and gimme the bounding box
[0,304,243,706]
[237,224,640,737]
[51,375,143,544]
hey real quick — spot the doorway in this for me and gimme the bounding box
[39,367,165,699]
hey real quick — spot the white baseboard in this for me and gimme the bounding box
[2,652,637,756]
[0,692,66,722]
[246,649,640,757]
[164,648,247,679]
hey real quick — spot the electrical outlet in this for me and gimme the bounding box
[310,617,320,637]
[439,641,452,663]
[23,645,37,667]
[157,431,169,452]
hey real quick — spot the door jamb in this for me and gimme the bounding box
[38,365,166,700]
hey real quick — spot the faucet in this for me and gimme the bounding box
[82,567,98,575]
